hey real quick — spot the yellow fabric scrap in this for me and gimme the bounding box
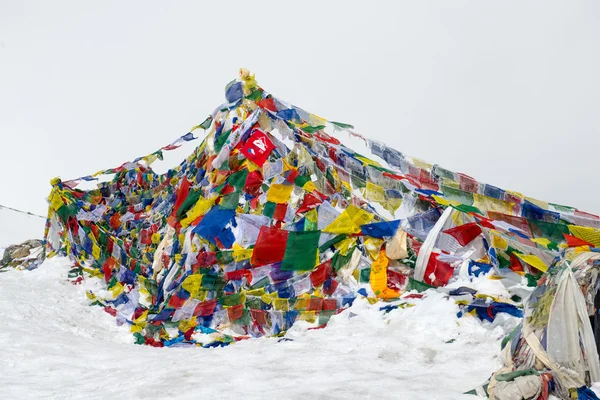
[273,298,289,311]
[267,184,294,203]
[306,208,318,225]
[232,243,253,262]
[490,231,508,251]
[355,156,382,167]
[525,197,549,210]
[246,159,260,172]
[295,298,309,310]
[569,225,600,247]
[473,194,515,215]
[299,311,316,323]
[369,250,399,299]
[412,158,433,171]
[506,190,524,202]
[49,190,64,211]
[245,288,266,297]
[143,153,159,166]
[309,113,327,127]
[260,292,278,305]
[134,310,148,324]
[178,317,197,333]
[530,238,552,249]
[365,182,386,203]
[514,253,549,272]
[323,205,374,235]
[432,194,460,208]
[109,282,124,298]
[363,237,384,260]
[334,236,357,256]
[383,198,403,214]
[182,275,203,298]
[92,243,101,260]
[574,245,591,254]
[181,196,216,227]
[151,233,161,244]
[303,181,317,193]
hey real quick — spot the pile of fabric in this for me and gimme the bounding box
[474,251,600,400]
[43,69,600,396]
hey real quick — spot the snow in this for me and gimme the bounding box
[0,256,517,399]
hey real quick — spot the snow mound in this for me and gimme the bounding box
[0,256,515,399]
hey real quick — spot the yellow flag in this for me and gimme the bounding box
[370,250,389,296]
[323,205,374,235]
[299,310,316,323]
[232,243,253,262]
[178,317,197,333]
[309,113,327,127]
[246,159,260,172]
[245,287,266,297]
[525,196,549,210]
[266,184,294,203]
[382,198,402,214]
[355,156,382,167]
[181,196,216,227]
[273,298,289,311]
[109,282,125,298]
[323,212,357,235]
[369,250,399,299]
[303,181,317,193]
[432,194,460,208]
[569,225,600,247]
[490,231,508,251]
[473,194,515,215]
[92,243,101,260]
[363,237,384,260]
[365,182,386,203]
[335,236,357,256]
[49,190,64,211]
[515,253,548,272]
[294,298,309,310]
[530,238,552,249]
[412,158,433,170]
[182,275,203,298]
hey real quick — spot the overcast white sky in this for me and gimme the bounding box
[1,1,599,217]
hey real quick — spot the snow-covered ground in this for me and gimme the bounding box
[1,256,517,400]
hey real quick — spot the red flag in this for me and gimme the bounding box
[167,294,187,308]
[273,203,288,221]
[193,299,217,317]
[423,252,454,287]
[257,98,277,112]
[251,226,289,266]
[240,130,276,166]
[509,253,524,272]
[227,304,243,321]
[162,144,181,151]
[102,257,116,283]
[387,269,407,291]
[173,177,191,215]
[297,192,323,213]
[443,223,482,246]
[563,233,594,248]
[244,170,264,197]
[310,260,332,287]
